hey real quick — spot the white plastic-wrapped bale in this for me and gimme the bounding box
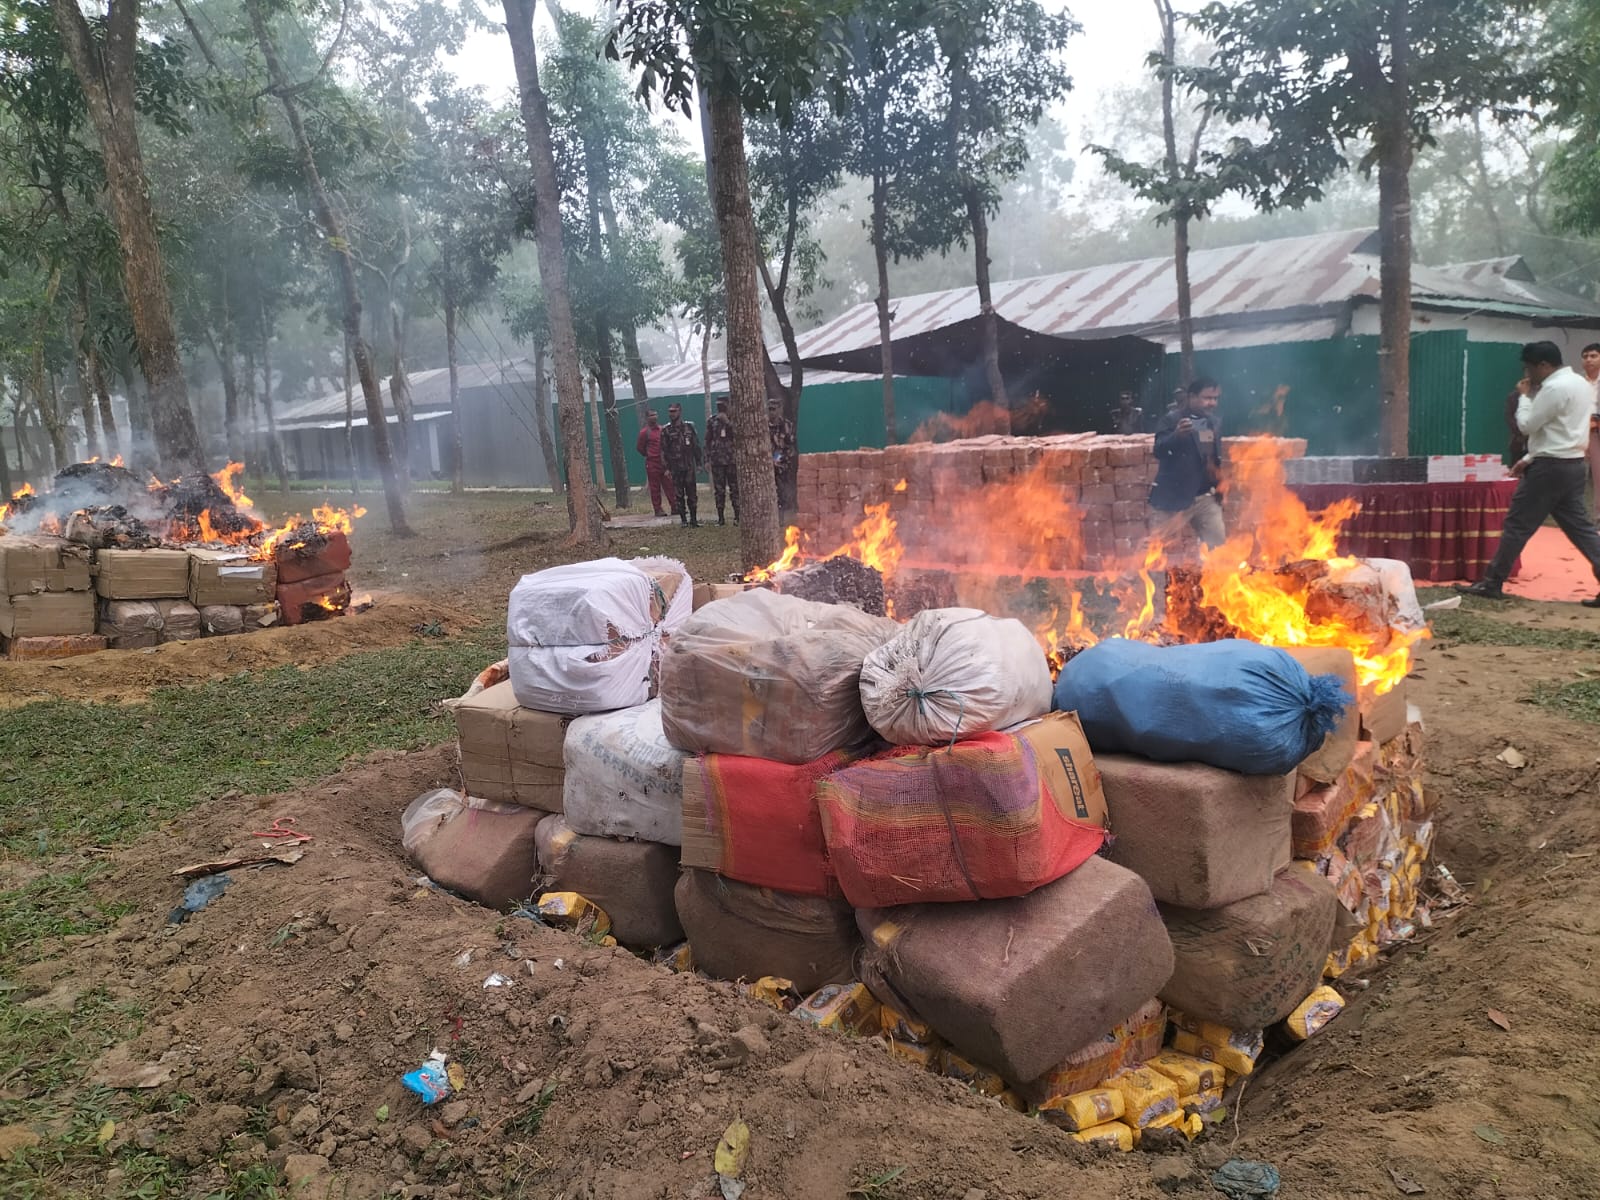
[507,557,691,715]
[859,607,1052,745]
[562,700,687,845]
[659,588,898,764]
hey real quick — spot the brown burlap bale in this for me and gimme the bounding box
[401,790,541,911]
[1099,755,1293,909]
[154,599,202,642]
[1279,647,1359,783]
[534,816,683,948]
[199,605,246,636]
[1159,866,1340,1030]
[857,855,1174,1084]
[673,869,859,992]
[659,589,898,764]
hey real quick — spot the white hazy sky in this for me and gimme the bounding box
[445,0,1154,151]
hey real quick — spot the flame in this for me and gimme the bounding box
[747,481,906,582]
[110,454,124,468]
[1122,539,1164,640]
[212,461,253,510]
[13,483,35,498]
[908,395,1050,442]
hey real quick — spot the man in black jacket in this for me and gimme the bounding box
[1150,377,1225,548]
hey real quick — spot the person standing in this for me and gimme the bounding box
[1149,376,1226,549]
[1458,342,1600,605]
[1581,342,1600,513]
[635,408,676,517]
[1113,391,1145,435]
[661,402,704,527]
[705,397,740,525]
[768,400,797,516]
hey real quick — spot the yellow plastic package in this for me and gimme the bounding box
[1283,986,1345,1042]
[535,891,611,939]
[793,982,880,1034]
[886,1039,939,1070]
[879,1004,937,1045]
[1038,1087,1126,1132]
[1138,1109,1204,1148]
[1066,1122,1135,1152]
[739,976,801,1012]
[651,941,694,972]
[1168,1014,1263,1078]
[939,1048,1007,1097]
[1144,1050,1225,1096]
[1182,1088,1224,1116]
[1108,1066,1179,1128]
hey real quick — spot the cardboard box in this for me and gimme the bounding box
[691,581,755,610]
[276,571,349,625]
[0,535,91,594]
[0,591,97,638]
[1359,678,1408,745]
[3,633,106,661]
[95,549,191,600]
[275,531,352,584]
[454,680,569,811]
[188,549,277,606]
[1281,646,1359,783]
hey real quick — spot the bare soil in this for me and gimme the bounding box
[7,494,1600,1198]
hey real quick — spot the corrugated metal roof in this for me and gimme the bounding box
[617,360,886,400]
[791,229,1600,364]
[277,359,538,427]
[1154,318,1342,352]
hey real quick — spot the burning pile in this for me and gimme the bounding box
[0,459,366,660]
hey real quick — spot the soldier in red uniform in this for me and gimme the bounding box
[635,408,676,516]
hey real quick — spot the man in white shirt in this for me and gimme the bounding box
[1582,342,1600,514]
[1458,341,1600,605]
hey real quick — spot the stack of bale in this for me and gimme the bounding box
[187,548,280,636]
[274,531,352,625]
[94,547,202,648]
[0,533,99,659]
[411,557,693,943]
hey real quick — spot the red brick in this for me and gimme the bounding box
[1082,484,1116,506]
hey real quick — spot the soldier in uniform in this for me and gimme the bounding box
[661,402,704,527]
[767,399,797,515]
[705,396,739,525]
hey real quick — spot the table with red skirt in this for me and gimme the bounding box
[1289,481,1519,582]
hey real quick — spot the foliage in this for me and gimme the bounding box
[1546,0,1600,236]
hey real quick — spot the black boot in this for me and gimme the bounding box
[1454,580,1507,600]
[680,512,689,526]
[717,513,726,525]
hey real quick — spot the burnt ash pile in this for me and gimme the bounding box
[63,506,162,550]
[53,461,149,503]
[770,556,886,616]
[162,472,261,540]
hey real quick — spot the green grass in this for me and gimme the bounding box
[0,623,501,865]
[1425,608,1600,652]
[1530,678,1600,724]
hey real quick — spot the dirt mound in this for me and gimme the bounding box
[0,593,481,708]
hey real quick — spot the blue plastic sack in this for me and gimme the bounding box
[1053,639,1351,776]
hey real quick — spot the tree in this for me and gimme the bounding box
[503,0,606,546]
[607,0,852,568]
[840,0,957,443]
[1090,3,1234,385]
[925,0,1077,427]
[1187,0,1543,456]
[44,0,206,471]
[244,0,412,534]
[1547,0,1600,238]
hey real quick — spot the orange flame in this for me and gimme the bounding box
[110,454,125,468]
[747,481,906,582]
[212,461,253,510]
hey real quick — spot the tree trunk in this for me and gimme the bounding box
[120,361,155,472]
[532,341,563,498]
[343,331,359,495]
[597,176,654,420]
[66,269,100,459]
[0,398,11,494]
[260,329,288,493]
[48,0,204,474]
[388,302,414,483]
[700,323,712,411]
[1377,1,1413,458]
[247,0,410,534]
[444,288,465,494]
[871,172,897,443]
[585,158,630,510]
[75,358,99,461]
[502,0,605,545]
[36,364,69,472]
[967,188,1008,428]
[1154,0,1196,385]
[212,314,244,463]
[596,338,630,508]
[707,88,781,567]
[89,344,118,453]
[756,257,802,432]
[587,375,606,488]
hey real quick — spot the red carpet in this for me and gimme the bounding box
[1473,526,1598,602]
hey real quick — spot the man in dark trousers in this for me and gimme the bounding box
[768,399,797,516]
[1150,376,1226,548]
[1113,390,1145,435]
[1459,341,1600,605]
[705,396,739,525]
[634,408,675,517]
[661,402,704,527]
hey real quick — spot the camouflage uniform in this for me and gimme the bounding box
[706,410,740,524]
[769,411,798,515]
[661,416,704,525]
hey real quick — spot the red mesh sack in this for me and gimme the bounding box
[817,712,1109,907]
[680,748,868,898]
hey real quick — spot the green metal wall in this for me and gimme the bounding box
[1463,342,1527,461]
[1407,330,1468,456]
[577,375,964,488]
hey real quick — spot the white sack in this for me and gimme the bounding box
[859,607,1053,745]
[1359,557,1426,632]
[562,700,687,845]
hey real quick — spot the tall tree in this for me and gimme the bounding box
[244,0,412,534]
[45,0,205,471]
[840,0,958,443]
[1547,0,1600,238]
[607,0,852,568]
[1187,0,1542,455]
[503,0,606,546]
[926,0,1076,427]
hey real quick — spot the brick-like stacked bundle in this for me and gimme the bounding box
[793,433,1307,576]
[273,531,352,625]
[0,535,98,659]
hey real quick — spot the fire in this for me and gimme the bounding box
[0,482,36,526]
[212,461,253,510]
[748,481,906,582]
[908,395,1050,442]
[110,454,124,467]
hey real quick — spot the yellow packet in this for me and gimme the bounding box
[1066,1121,1135,1152]
[739,976,801,1012]
[1139,1109,1204,1148]
[793,983,880,1035]
[878,1004,937,1045]
[886,1039,939,1070]
[1170,1029,1260,1078]
[1284,986,1345,1042]
[938,1049,1006,1097]
[1144,1050,1225,1096]
[1182,1088,1224,1116]
[1108,1066,1179,1128]
[534,891,611,939]
[1038,1087,1125,1132]
[652,942,694,973]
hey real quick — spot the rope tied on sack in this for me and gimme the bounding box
[905,687,967,751]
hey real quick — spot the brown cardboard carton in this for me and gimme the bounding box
[1358,677,1408,745]
[1281,647,1359,783]
[95,549,191,600]
[454,681,569,811]
[0,591,96,637]
[0,535,91,594]
[275,531,353,584]
[188,549,277,606]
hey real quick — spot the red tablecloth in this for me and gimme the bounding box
[1290,481,1519,582]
